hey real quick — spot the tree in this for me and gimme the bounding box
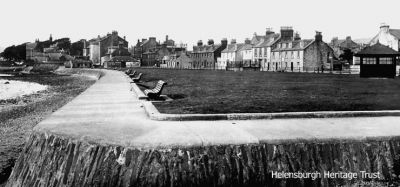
[2,43,26,61]
[53,38,71,51]
[70,40,84,56]
[339,49,354,64]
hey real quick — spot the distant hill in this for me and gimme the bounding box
[353,38,371,45]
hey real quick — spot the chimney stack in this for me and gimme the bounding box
[166,35,169,42]
[197,40,203,46]
[244,38,251,44]
[221,38,228,47]
[266,28,274,36]
[230,39,236,44]
[207,39,214,45]
[294,32,301,40]
[280,26,294,41]
[315,31,322,42]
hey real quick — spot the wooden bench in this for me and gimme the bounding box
[125,69,133,75]
[131,72,142,82]
[128,71,137,78]
[144,80,167,99]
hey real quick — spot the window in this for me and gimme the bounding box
[291,51,294,58]
[363,57,376,65]
[259,48,262,57]
[264,47,268,56]
[254,49,257,57]
[379,57,392,64]
[353,57,360,65]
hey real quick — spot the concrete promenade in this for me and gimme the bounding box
[35,69,400,148]
[8,69,400,186]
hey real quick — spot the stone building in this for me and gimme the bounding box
[133,37,159,64]
[83,31,129,67]
[162,52,192,69]
[190,39,228,69]
[138,35,186,67]
[271,31,334,72]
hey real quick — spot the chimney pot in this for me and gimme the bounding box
[380,23,390,33]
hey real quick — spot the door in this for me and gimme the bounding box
[291,62,293,72]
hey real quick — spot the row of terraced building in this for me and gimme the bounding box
[133,26,336,72]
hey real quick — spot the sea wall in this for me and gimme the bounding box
[7,132,400,187]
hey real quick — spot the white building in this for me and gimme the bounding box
[252,31,281,71]
[219,39,244,70]
[369,23,400,52]
[354,23,400,74]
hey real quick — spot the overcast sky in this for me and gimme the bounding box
[1,0,399,49]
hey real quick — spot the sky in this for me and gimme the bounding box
[0,0,399,50]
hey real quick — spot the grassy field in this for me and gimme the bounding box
[133,68,400,114]
[0,73,96,184]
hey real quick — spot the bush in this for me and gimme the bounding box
[31,63,60,73]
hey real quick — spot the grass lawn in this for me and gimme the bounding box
[0,73,96,184]
[133,68,400,114]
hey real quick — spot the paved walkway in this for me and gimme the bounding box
[35,69,400,149]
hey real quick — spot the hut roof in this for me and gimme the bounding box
[355,42,400,56]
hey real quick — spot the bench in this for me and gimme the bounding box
[128,71,137,78]
[131,72,142,82]
[144,80,167,99]
[125,69,133,75]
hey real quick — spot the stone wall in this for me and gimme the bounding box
[7,131,400,186]
[304,42,333,72]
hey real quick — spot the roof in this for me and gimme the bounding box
[389,29,400,39]
[239,44,252,51]
[254,34,281,48]
[111,48,131,56]
[355,42,400,56]
[89,34,127,44]
[338,39,361,49]
[193,44,222,53]
[272,39,314,52]
[222,43,245,53]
